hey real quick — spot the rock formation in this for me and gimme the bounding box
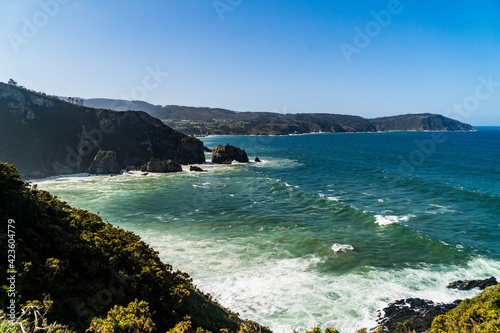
[88,151,121,174]
[190,165,206,172]
[211,144,249,164]
[0,83,205,178]
[147,158,182,173]
[377,298,461,333]
[447,277,498,290]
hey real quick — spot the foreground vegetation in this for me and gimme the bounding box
[430,284,500,333]
[1,161,498,333]
[0,162,267,333]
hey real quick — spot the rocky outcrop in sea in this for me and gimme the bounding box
[211,144,249,164]
[447,277,498,291]
[147,158,182,173]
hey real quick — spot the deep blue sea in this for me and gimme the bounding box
[35,127,500,332]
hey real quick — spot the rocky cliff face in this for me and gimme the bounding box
[0,83,205,178]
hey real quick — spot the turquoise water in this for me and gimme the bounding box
[35,127,500,332]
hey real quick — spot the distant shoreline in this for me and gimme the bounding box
[194,128,480,138]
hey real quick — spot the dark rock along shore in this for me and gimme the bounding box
[147,158,183,173]
[447,277,498,291]
[377,298,461,333]
[376,277,498,332]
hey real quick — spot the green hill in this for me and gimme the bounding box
[370,114,475,132]
[81,99,474,136]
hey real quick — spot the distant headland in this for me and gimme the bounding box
[79,98,475,136]
[0,81,474,178]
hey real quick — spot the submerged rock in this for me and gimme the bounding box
[211,144,249,164]
[377,298,461,333]
[447,277,497,290]
[147,158,182,173]
[190,165,206,172]
[88,151,120,174]
[254,157,261,162]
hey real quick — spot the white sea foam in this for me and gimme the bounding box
[34,172,500,333]
[30,173,93,183]
[374,214,415,226]
[32,170,172,185]
[374,215,400,226]
[331,243,354,252]
[33,153,500,333]
[318,193,341,202]
[142,231,500,333]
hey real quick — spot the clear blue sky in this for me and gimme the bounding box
[1,0,499,125]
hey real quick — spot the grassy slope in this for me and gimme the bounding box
[0,162,268,333]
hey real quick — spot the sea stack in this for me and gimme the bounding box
[211,144,249,164]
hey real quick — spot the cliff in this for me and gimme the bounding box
[0,83,205,178]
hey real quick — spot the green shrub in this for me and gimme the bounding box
[430,284,500,333]
[0,299,75,333]
[301,326,339,333]
[87,300,155,333]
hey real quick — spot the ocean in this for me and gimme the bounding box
[34,127,500,333]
